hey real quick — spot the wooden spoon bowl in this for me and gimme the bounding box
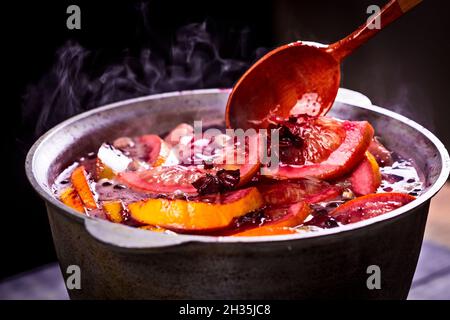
[225,0,422,130]
[226,42,340,130]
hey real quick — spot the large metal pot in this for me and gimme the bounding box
[26,88,449,299]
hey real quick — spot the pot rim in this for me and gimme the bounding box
[25,88,450,244]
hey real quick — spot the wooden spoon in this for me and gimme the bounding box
[225,0,422,130]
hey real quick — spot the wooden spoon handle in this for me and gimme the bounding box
[328,0,422,61]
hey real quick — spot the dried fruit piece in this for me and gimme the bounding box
[128,187,264,230]
[221,162,260,187]
[304,214,339,228]
[60,186,85,213]
[71,166,97,209]
[192,169,240,195]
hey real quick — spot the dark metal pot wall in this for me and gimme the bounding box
[27,88,450,299]
[48,200,429,299]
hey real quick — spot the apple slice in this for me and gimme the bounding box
[118,134,261,195]
[164,123,194,146]
[265,201,311,227]
[119,165,204,194]
[139,134,171,166]
[256,179,342,206]
[96,143,132,180]
[128,187,264,230]
[330,192,415,224]
[349,151,381,196]
[214,133,261,187]
[368,137,393,167]
[304,185,343,204]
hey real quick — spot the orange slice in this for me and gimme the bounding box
[71,166,97,209]
[139,225,167,232]
[95,158,115,180]
[128,187,264,230]
[233,226,300,236]
[233,201,311,236]
[103,200,124,223]
[60,186,85,213]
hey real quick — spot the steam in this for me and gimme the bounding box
[386,85,433,129]
[22,22,265,137]
[357,60,436,132]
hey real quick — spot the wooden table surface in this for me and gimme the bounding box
[408,182,450,299]
[424,183,450,248]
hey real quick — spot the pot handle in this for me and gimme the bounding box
[84,218,202,250]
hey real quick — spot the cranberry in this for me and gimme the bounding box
[305,215,339,229]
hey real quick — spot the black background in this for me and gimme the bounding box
[3,0,450,279]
